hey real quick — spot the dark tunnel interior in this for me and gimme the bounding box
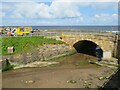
[73,40,103,58]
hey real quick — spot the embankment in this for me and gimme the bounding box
[2,44,75,66]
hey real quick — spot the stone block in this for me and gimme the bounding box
[103,51,112,59]
[7,47,14,53]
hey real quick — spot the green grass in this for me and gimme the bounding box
[2,36,64,55]
[75,61,90,66]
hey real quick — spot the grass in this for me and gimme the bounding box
[2,36,64,55]
[75,61,90,66]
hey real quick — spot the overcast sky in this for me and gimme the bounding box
[0,0,118,26]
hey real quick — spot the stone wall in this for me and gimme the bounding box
[61,34,117,57]
[2,44,73,65]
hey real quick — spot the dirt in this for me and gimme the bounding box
[2,53,118,88]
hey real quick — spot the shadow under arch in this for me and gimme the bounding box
[73,40,103,59]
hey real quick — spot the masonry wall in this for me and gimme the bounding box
[61,34,116,57]
[2,44,73,65]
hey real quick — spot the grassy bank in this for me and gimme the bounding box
[2,36,64,55]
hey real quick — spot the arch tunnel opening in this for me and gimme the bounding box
[73,40,103,60]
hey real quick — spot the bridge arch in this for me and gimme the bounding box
[73,40,103,58]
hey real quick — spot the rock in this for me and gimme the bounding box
[24,80,35,84]
[7,46,14,53]
[105,76,111,79]
[84,81,87,84]
[98,76,105,80]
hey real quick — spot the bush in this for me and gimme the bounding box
[2,64,14,72]
[2,59,14,72]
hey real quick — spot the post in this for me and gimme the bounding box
[113,33,118,58]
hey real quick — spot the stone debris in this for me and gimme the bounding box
[25,80,35,84]
[98,76,111,81]
[83,81,92,88]
[21,80,35,84]
[3,44,72,65]
[98,76,105,80]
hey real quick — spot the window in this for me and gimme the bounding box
[20,28,24,32]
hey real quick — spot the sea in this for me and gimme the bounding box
[32,26,119,32]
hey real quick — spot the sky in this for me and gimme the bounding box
[0,0,119,26]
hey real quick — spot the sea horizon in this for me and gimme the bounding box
[1,26,118,31]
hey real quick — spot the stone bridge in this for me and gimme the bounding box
[59,32,118,59]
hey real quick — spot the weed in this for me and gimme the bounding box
[67,80,77,84]
[2,64,14,72]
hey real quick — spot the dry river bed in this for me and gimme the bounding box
[2,53,118,88]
